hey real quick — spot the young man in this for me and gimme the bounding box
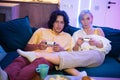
[0,10,75,80]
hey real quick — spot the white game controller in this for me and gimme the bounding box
[83,38,90,42]
[46,42,56,46]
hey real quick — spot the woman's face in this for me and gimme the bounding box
[80,13,93,28]
[53,15,65,34]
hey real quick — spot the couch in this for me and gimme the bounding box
[0,16,120,78]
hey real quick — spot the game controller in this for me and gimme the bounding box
[46,42,56,46]
[83,38,90,42]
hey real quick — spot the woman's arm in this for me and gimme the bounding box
[89,38,103,48]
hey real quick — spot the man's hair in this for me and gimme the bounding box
[48,10,69,29]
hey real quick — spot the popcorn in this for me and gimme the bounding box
[49,75,69,80]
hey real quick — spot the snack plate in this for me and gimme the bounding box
[44,75,95,80]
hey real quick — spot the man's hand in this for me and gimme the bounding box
[38,41,48,50]
[52,43,65,52]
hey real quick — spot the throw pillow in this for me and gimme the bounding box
[0,16,33,52]
[0,45,7,61]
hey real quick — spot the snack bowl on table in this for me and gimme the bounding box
[44,75,71,80]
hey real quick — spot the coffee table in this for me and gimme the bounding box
[45,75,120,80]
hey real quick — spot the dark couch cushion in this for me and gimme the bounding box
[103,27,120,58]
[0,16,33,52]
[76,56,120,78]
[63,25,80,36]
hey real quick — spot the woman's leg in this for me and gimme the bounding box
[64,68,80,76]
[64,68,87,76]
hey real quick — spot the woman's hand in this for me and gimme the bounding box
[73,37,84,51]
[89,38,103,48]
[88,38,96,46]
[76,37,84,46]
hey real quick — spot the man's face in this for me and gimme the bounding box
[53,15,65,34]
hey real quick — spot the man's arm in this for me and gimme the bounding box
[24,44,39,51]
[24,41,48,51]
